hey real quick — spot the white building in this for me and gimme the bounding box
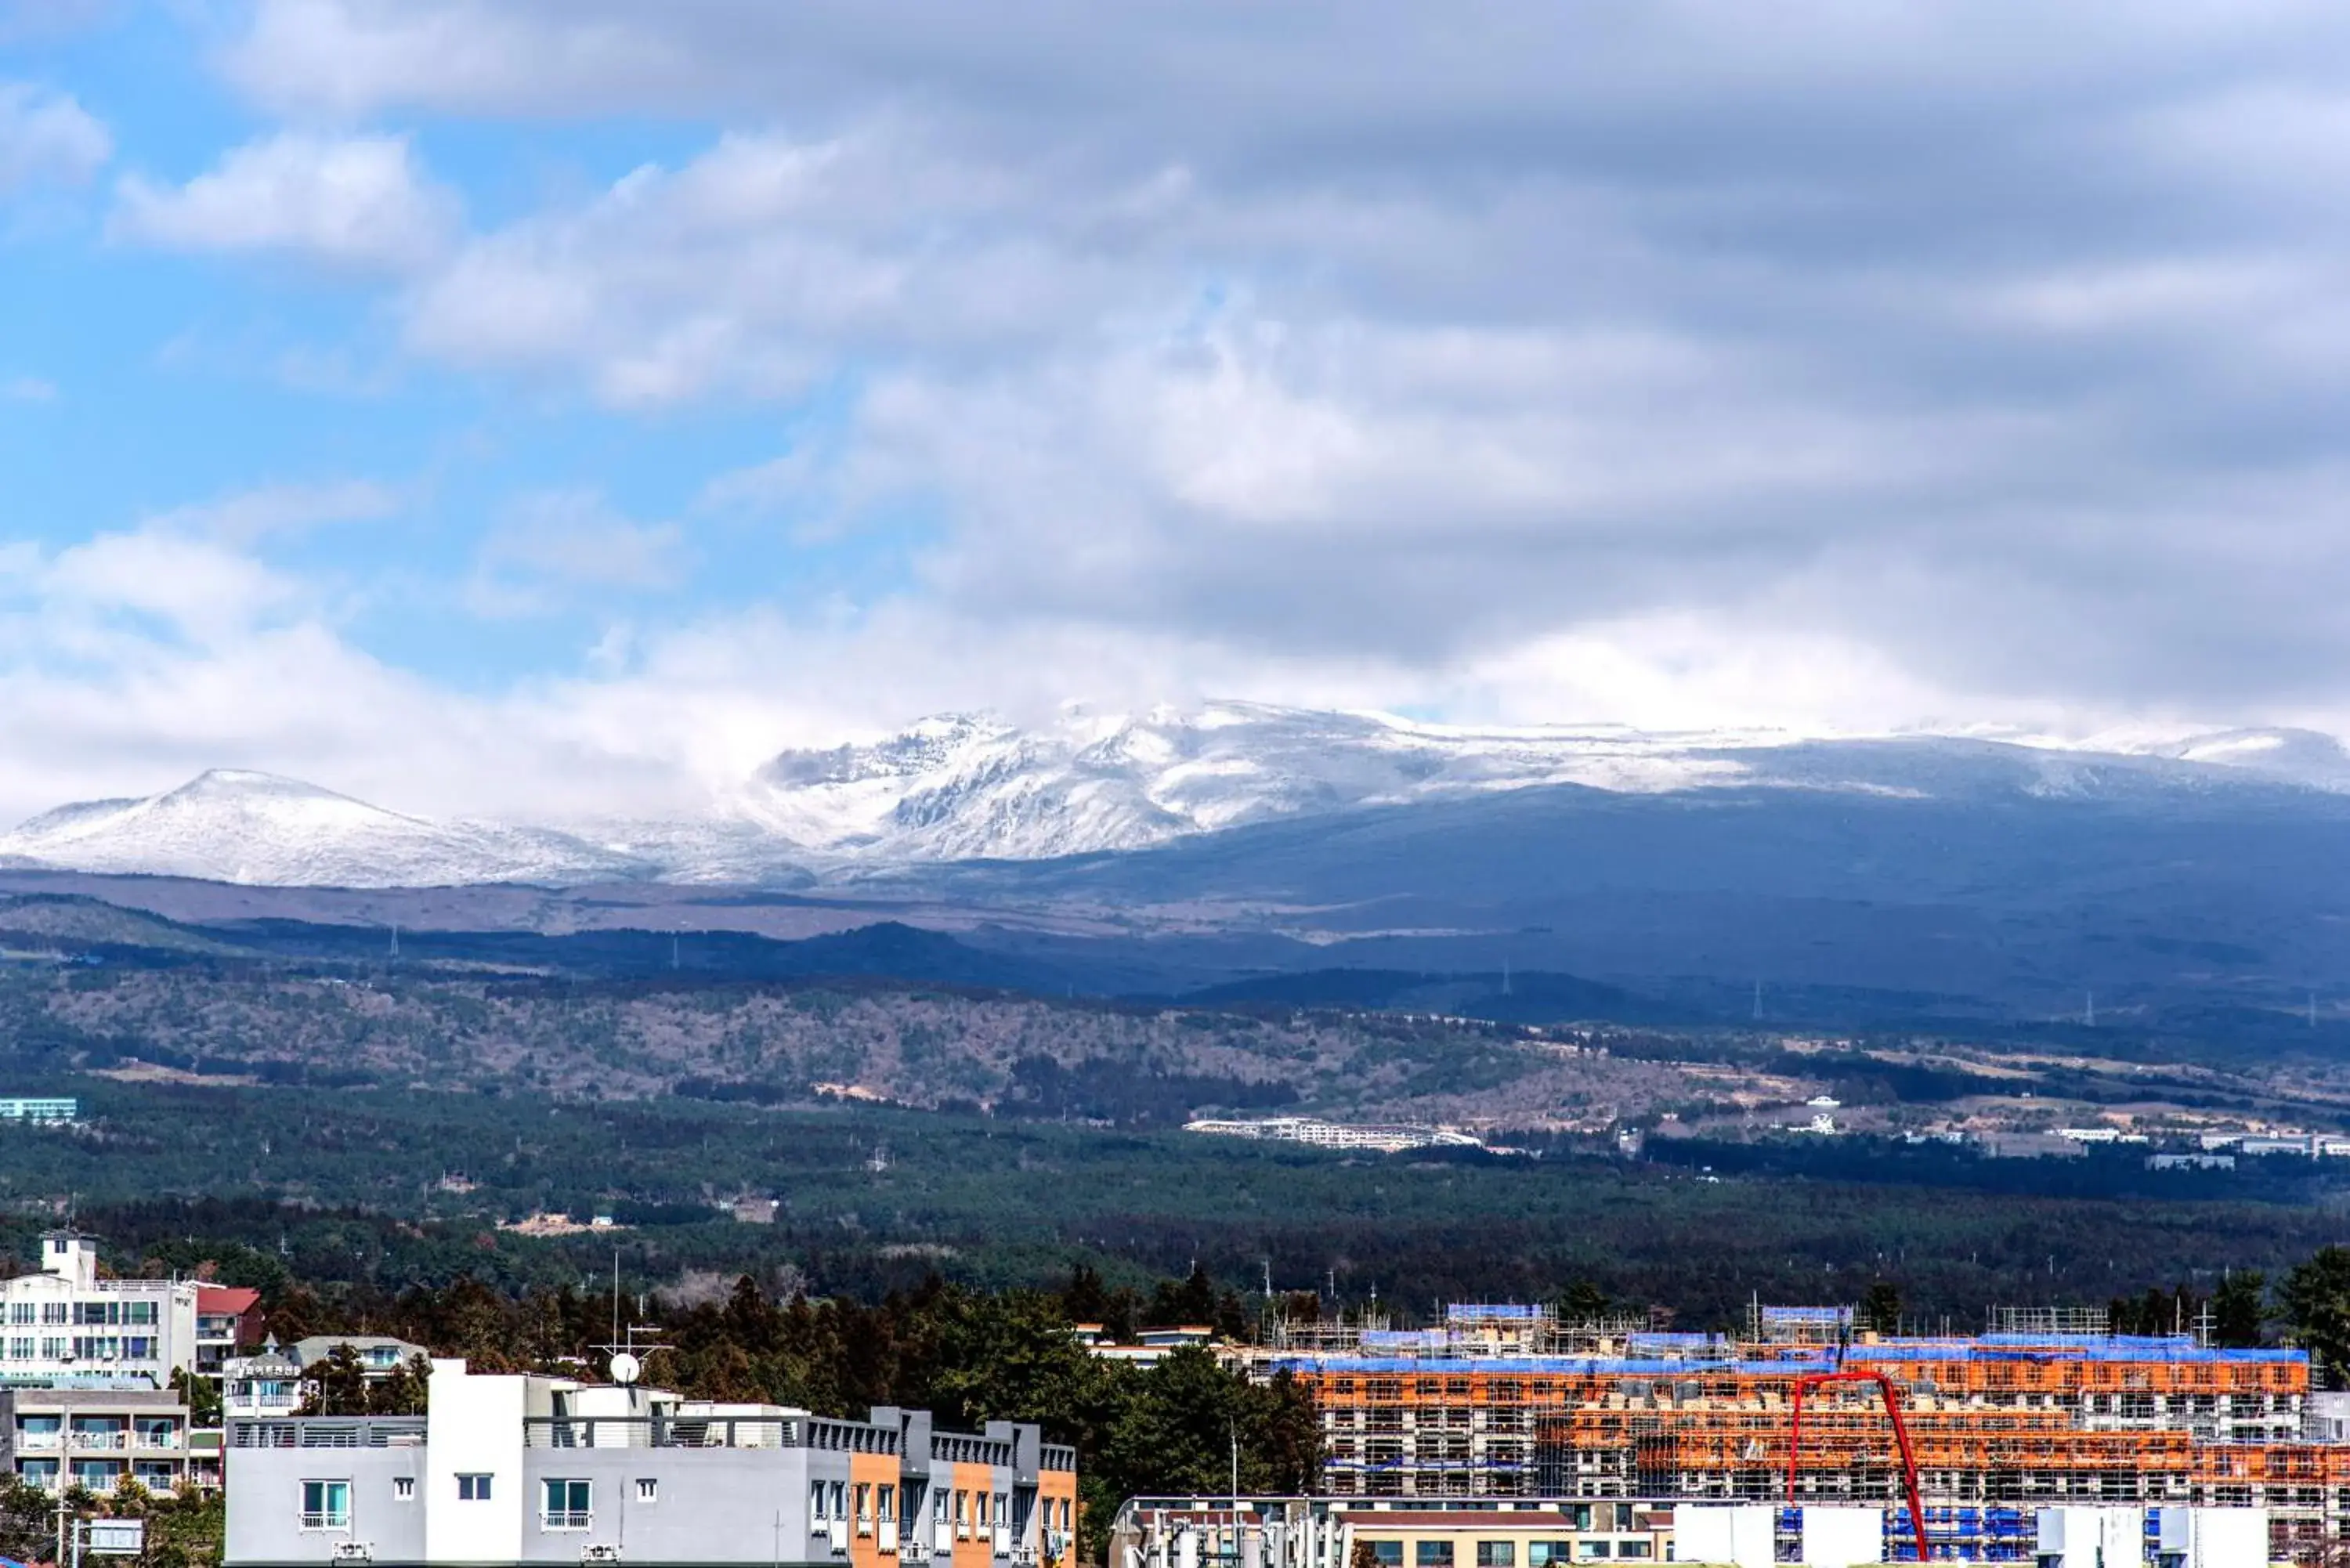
[0,1234,199,1387]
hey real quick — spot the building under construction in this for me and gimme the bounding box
[1249,1304,2348,1561]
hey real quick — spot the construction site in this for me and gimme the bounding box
[1224,1303,2350,1562]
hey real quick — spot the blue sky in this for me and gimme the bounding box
[3,1,2350,822]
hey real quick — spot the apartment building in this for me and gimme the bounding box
[0,1383,195,1496]
[225,1358,1079,1567]
[196,1284,263,1379]
[222,1334,431,1418]
[0,1234,200,1386]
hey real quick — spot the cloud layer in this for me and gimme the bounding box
[5,1,2350,822]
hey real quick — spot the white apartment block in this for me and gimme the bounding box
[0,1235,199,1386]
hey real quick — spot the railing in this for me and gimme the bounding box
[540,1509,594,1531]
[526,1416,812,1449]
[232,1419,426,1449]
[298,1510,350,1530]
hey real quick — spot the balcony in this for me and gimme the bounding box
[540,1510,593,1532]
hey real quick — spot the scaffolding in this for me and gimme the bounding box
[1271,1310,2328,1559]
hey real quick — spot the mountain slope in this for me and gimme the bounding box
[0,771,648,889]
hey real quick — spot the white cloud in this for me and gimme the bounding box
[111,132,457,272]
[143,479,401,545]
[0,376,54,403]
[52,0,2350,811]
[0,82,108,193]
[467,490,689,618]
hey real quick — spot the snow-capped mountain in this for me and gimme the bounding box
[5,709,2350,887]
[0,770,649,888]
[722,705,2350,863]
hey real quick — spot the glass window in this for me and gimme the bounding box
[637,1478,658,1503]
[812,1482,828,1523]
[1479,1545,1517,1567]
[458,1473,493,1501]
[1614,1507,1634,1533]
[1575,1545,1609,1562]
[1368,1544,1404,1567]
[880,1484,896,1522]
[1419,1545,1456,1567]
[301,1479,351,1530]
[542,1478,592,1530]
[1567,1508,1593,1533]
[1618,1545,1652,1560]
[1529,1541,1574,1567]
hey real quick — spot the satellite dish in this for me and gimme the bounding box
[609,1352,642,1386]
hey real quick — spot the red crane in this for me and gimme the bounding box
[1784,1368,1932,1562]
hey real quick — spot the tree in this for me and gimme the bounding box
[170,1365,222,1428]
[2214,1270,2267,1349]
[1860,1281,1902,1336]
[298,1344,369,1415]
[1560,1281,1610,1321]
[370,1353,432,1415]
[2281,1248,2350,1384]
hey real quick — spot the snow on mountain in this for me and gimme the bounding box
[725,703,1773,862]
[0,770,650,888]
[6,710,2348,888]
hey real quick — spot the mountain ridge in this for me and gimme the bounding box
[5,708,2350,888]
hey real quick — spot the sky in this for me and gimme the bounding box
[4,1,2350,822]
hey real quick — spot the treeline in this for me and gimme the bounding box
[264,1262,1314,1559]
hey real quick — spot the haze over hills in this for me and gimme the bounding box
[6,705,2350,890]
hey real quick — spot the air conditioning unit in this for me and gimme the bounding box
[331,1545,373,1564]
[581,1547,623,1565]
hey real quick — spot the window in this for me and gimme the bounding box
[1419,1545,1456,1567]
[995,1493,1009,1532]
[393,1477,415,1501]
[1479,1545,1517,1568]
[859,1483,874,1534]
[16,1458,56,1489]
[301,1479,352,1530]
[5,1305,26,1326]
[831,1481,847,1522]
[1367,1545,1404,1567]
[125,1301,157,1326]
[1618,1545,1652,1560]
[457,1473,493,1501]
[1613,1507,1634,1533]
[5,1339,24,1360]
[1575,1546,1609,1562]
[636,1478,658,1504]
[812,1483,829,1524]
[879,1484,895,1523]
[1529,1542,1574,1567]
[542,1478,592,1530]
[39,1304,64,1327]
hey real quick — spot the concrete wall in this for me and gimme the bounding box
[222,1436,425,1566]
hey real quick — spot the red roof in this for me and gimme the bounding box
[197,1285,261,1315]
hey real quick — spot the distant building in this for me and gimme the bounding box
[0,1384,196,1496]
[1184,1117,1483,1154]
[730,1197,779,1225]
[0,1234,201,1386]
[2148,1154,2236,1172]
[289,1335,431,1378]
[224,1360,1077,1566]
[0,1098,77,1125]
[221,1345,303,1422]
[196,1284,263,1380]
[1076,1324,1217,1366]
